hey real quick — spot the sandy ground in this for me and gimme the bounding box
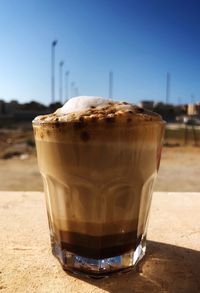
[155,146,200,191]
[0,145,199,192]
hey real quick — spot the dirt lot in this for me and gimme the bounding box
[0,127,200,191]
[155,146,200,192]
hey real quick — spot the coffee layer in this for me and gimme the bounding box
[37,127,161,240]
[53,229,140,259]
[39,139,157,238]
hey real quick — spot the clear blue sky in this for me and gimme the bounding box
[0,0,200,105]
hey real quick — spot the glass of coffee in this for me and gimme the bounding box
[33,96,165,278]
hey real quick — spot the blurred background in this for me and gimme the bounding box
[0,0,200,191]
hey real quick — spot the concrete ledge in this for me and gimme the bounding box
[0,192,200,292]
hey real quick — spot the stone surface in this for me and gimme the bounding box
[0,191,200,293]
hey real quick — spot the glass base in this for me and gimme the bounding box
[51,236,146,278]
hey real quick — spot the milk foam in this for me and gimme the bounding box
[57,96,111,115]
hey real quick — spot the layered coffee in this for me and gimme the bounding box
[33,96,164,259]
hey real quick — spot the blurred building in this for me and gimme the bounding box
[5,100,20,114]
[188,103,200,116]
[0,100,50,125]
[187,103,198,116]
[139,100,154,111]
[0,100,6,114]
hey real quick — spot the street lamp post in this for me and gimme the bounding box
[51,40,58,104]
[109,71,113,99]
[59,61,64,104]
[70,81,75,97]
[74,86,79,96]
[166,72,170,104]
[65,71,70,102]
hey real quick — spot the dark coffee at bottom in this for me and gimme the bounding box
[53,229,140,259]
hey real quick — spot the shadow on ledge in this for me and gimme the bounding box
[75,241,200,293]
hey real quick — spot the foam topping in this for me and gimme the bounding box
[56,96,112,115]
[33,96,163,124]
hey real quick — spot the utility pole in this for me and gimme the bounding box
[74,86,79,96]
[109,71,113,99]
[70,81,75,97]
[166,72,170,104]
[59,61,64,104]
[178,96,181,105]
[65,71,70,101]
[51,40,58,104]
[191,94,195,104]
